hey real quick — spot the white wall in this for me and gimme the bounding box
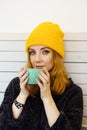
[0,0,87,33]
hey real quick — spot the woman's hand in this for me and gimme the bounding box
[12,67,30,119]
[19,67,30,98]
[36,67,60,127]
[36,67,52,101]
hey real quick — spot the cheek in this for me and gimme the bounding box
[46,56,54,68]
[47,58,53,64]
[29,56,34,65]
[49,59,54,67]
[47,53,53,63]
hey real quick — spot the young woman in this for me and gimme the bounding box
[0,22,83,130]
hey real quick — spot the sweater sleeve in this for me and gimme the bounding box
[39,85,83,130]
[0,77,27,130]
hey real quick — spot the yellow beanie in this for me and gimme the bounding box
[26,22,64,57]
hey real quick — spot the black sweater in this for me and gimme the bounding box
[0,77,83,130]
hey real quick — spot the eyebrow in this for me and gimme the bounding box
[29,47,50,51]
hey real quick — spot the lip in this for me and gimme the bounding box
[35,66,45,69]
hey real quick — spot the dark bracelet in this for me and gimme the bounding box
[14,99,24,109]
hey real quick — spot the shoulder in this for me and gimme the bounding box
[67,78,83,96]
[8,77,20,88]
[62,78,83,104]
[5,77,20,94]
[10,77,20,84]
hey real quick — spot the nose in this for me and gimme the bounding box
[35,53,42,62]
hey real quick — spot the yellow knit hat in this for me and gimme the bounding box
[26,22,64,57]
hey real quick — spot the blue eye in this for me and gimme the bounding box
[29,51,35,55]
[42,50,50,54]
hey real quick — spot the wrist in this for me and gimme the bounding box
[42,94,53,104]
[16,92,29,104]
[20,90,29,98]
[13,99,24,109]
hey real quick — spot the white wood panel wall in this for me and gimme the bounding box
[0,33,87,119]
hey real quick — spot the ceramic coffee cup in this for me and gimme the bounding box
[27,68,44,84]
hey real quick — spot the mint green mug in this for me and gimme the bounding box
[27,68,44,84]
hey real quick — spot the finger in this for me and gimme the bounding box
[38,72,49,83]
[36,79,43,89]
[43,67,50,77]
[20,77,28,88]
[20,71,28,83]
[19,67,27,78]
[38,73,49,85]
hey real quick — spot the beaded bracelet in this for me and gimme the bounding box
[14,99,24,109]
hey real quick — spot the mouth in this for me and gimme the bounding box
[35,66,45,69]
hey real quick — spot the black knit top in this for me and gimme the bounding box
[0,77,83,130]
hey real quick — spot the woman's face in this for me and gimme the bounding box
[28,45,54,71]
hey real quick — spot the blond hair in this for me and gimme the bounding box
[26,50,69,95]
[50,51,69,95]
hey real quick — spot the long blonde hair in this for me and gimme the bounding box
[50,51,69,95]
[26,50,69,95]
